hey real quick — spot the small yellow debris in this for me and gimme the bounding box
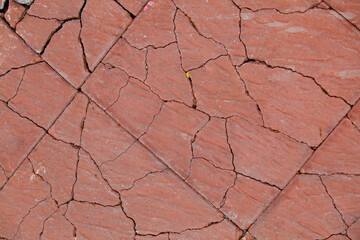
[186,72,190,78]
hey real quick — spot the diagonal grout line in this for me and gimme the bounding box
[246,97,360,233]
[77,94,236,227]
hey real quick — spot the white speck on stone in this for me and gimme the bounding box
[285,27,306,33]
[329,11,344,19]
[241,12,253,20]
[16,0,33,5]
[0,0,6,10]
[341,12,355,20]
[266,21,288,27]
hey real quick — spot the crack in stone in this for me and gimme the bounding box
[12,197,51,239]
[6,67,25,103]
[39,18,79,55]
[319,175,350,228]
[112,0,135,19]
[78,0,91,74]
[0,60,43,78]
[102,64,131,111]
[348,116,360,133]
[240,59,352,106]
[172,8,197,109]
[235,1,325,15]
[120,169,167,192]
[135,217,228,237]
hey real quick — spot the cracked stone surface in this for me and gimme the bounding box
[190,56,262,123]
[4,0,25,28]
[1,0,360,239]
[302,118,360,175]
[121,169,223,235]
[28,134,78,204]
[7,62,76,129]
[238,61,350,146]
[250,175,347,239]
[241,8,360,104]
[42,19,90,88]
[0,19,41,76]
[325,0,360,29]
[0,102,44,178]
[16,15,62,53]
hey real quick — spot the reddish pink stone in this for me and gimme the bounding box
[141,102,208,178]
[8,62,76,129]
[81,103,135,165]
[241,8,360,104]
[29,135,78,204]
[136,234,169,240]
[66,201,135,239]
[349,101,360,129]
[234,0,321,12]
[174,10,227,71]
[302,119,360,175]
[0,102,44,177]
[28,0,84,20]
[0,170,5,187]
[0,19,41,75]
[190,56,262,124]
[325,0,360,28]
[122,170,223,235]
[82,63,129,110]
[4,0,25,28]
[322,175,360,225]
[238,62,349,146]
[81,0,132,71]
[14,198,58,240]
[41,211,75,239]
[327,235,351,240]
[193,118,233,170]
[173,0,246,65]
[251,175,347,239]
[221,174,279,229]
[228,116,312,188]
[43,20,89,88]
[16,15,61,53]
[117,0,148,15]
[101,141,166,192]
[103,38,147,80]
[107,78,163,138]
[49,93,89,146]
[348,220,360,240]
[170,219,242,239]
[0,160,50,239]
[146,43,194,107]
[74,149,119,205]
[124,0,176,48]
[186,158,235,208]
[0,68,24,102]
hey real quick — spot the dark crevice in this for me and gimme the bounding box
[0,60,43,78]
[113,0,135,19]
[237,1,325,15]
[40,18,79,55]
[319,175,350,228]
[78,0,91,73]
[6,67,25,103]
[324,1,360,32]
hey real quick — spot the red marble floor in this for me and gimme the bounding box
[0,0,359,239]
